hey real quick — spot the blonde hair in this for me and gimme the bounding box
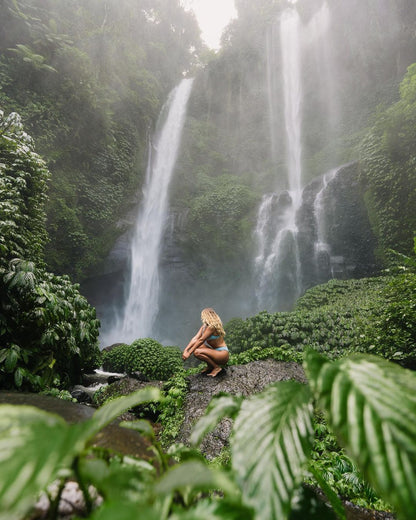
[201,308,225,337]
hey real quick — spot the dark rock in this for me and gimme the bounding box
[176,360,307,459]
[344,501,395,520]
[70,385,93,404]
[108,374,124,384]
[102,342,126,353]
[92,377,163,407]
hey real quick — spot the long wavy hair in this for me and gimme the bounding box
[201,308,226,337]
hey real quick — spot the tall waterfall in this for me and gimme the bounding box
[255,8,303,311]
[104,78,193,345]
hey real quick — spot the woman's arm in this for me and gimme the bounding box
[182,326,215,359]
[182,325,204,359]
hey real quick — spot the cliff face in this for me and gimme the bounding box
[83,161,377,348]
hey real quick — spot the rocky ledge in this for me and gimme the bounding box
[176,360,307,459]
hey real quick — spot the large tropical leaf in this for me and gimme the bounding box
[168,498,255,520]
[0,387,162,520]
[190,394,243,447]
[0,405,81,520]
[231,381,314,520]
[305,350,416,519]
[83,386,162,439]
[155,460,239,498]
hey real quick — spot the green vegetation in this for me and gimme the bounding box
[0,110,100,390]
[102,338,183,381]
[158,370,190,446]
[0,0,415,517]
[225,269,416,368]
[2,352,416,519]
[0,0,202,279]
[225,278,385,356]
[360,63,416,261]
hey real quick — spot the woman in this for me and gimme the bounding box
[182,308,229,377]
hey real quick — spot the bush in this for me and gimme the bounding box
[101,344,130,373]
[102,339,183,381]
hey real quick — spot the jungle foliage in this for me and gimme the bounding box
[2,351,416,520]
[360,63,416,261]
[225,268,416,369]
[0,0,202,279]
[0,111,100,390]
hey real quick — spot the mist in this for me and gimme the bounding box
[2,0,416,348]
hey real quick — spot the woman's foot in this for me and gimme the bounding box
[207,367,222,377]
[199,366,212,375]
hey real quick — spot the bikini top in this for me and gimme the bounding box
[203,325,221,341]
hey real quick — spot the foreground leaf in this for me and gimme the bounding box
[169,498,255,520]
[305,350,416,519]
[231,381,314,520]
[0,405,80,520]
[0,387,162,519]
[155,460,239,498]
[84,386,162,438]
[190,394,243,447]
[308,466,346,520]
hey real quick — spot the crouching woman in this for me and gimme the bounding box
[182,307,229,377]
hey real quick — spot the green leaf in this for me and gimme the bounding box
[87,501,160,520]
[14,367,24,387]
[0,405,78,520]
[120,419,155,440]
[305,350,416,519]
[190,394,243,447]
[308,466,346,520]
[5,348,19,372]
[231,381,314,520]
[169,498,255,520]
[0,388,162,519]
[84,386,162,438]
[155,460,239,497]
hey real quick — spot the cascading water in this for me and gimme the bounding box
[313,167,339,280]
[102,78,194,345]
[255,8,303,311]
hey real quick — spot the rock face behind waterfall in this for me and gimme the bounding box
[298,162,377,290]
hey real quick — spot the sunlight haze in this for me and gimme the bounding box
[182,0,237,49]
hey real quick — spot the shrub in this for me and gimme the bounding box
[101,344,130,373]
[102,339,183,381]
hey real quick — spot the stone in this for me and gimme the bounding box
[176,360,307,459]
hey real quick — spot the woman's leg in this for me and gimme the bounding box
[194,347,229,376]
[193,348,216,372]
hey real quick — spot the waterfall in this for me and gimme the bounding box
[313,168,340,268]
[254,8,302,311]
[281,8,302,197]
[103,78,194,345]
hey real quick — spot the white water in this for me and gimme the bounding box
[281,8,302,197]
[255,8,303,310]
[313,167,339,259]
[103,78,194,345]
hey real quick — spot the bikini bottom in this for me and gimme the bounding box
[204,341,229,352]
